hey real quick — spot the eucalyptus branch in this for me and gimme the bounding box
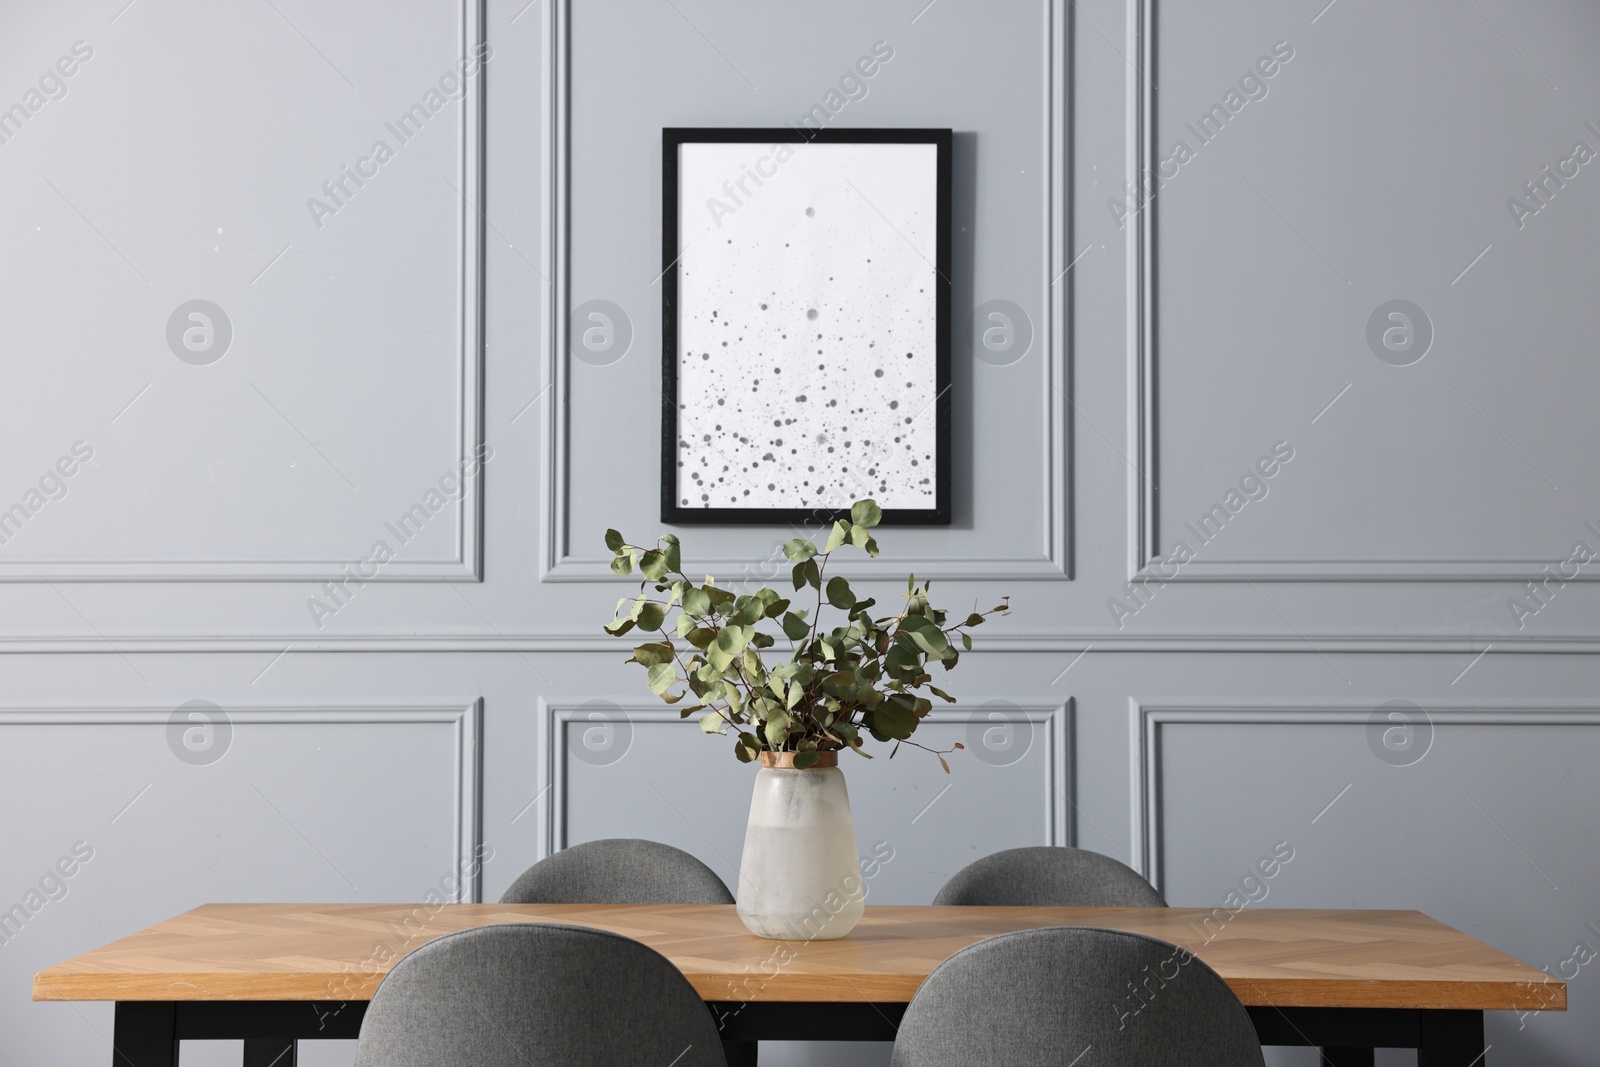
[602,499,1008,772]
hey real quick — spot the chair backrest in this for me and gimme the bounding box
[500,838,734,905]
[355,922,726,1067]
[932,846,1166,907]
[892,926,1264,1067]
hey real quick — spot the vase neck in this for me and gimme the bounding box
[758,751,838,769]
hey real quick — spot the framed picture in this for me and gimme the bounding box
[661,127,952,525]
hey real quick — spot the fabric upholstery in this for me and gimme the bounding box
[932,846,1167,908]
[355,922,727,1067]
[892,926,1264,1067]
[500,838,735,905]
[497,839,751,1066]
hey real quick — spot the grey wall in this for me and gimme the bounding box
[2,1,1597,1066]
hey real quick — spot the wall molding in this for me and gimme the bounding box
[0,0,486,585]
[539,0,1070,584]
[1135,558,1600,583]
[1121,0,1585,585]
[3,631,1600,654]
[542,697,1072,855]
[0,699,484,901]
[1128,700,1600,894]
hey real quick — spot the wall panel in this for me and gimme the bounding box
[3,2,1599,1066]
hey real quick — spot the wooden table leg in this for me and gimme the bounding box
[243,1039,297,1067]
[1321,1050,1375,1066]
[113,1003,176,1067]
[1418,1010,1487,1067]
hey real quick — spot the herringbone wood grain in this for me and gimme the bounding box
[32,904,1563,1011]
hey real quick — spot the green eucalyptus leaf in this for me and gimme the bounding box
[731,596,765,626]
[871,701,917,740]
[647,663,677,695]
[717,625,750,656]
[850,499,883,528]
[782,538,819,562]
[639,549,669,582]
[611,552,634,577]
[742,647,765,678]
[823,520,850,553]
[885,638,919,675]
[682,587,712,617]
[663,540,682,573]
[603,617,636,637]
[792,750,822,769]
[825,576,856,610]
[605,529,625,552]
[627,641,675,667]
[699,712,725,734]
[904,625,950,658]
[821,669,857,693]
[781,612,810,641]
[763,714,789,747]
[635,602,667,632]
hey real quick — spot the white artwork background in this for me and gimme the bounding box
[675,141,939,511]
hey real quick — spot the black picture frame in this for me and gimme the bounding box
[661,127,952,526]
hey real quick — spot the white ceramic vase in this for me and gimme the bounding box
[735,751,866,941]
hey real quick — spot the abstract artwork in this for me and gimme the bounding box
[661,128,951,524]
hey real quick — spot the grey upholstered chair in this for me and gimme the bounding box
[500,837,735,905]
[933,845,1166,907]
[892,926,1264,1067]
[355,922,726,1067]
[499,839,751,1065]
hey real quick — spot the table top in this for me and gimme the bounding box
[33,903,1564,1011]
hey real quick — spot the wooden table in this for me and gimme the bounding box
[35,903,1563,1066]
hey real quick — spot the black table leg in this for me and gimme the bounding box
[113,1003,176,1067]
[243,1039,297,1067]
[1321,1050,1375,1066]
[1418,1010,1487,1067]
